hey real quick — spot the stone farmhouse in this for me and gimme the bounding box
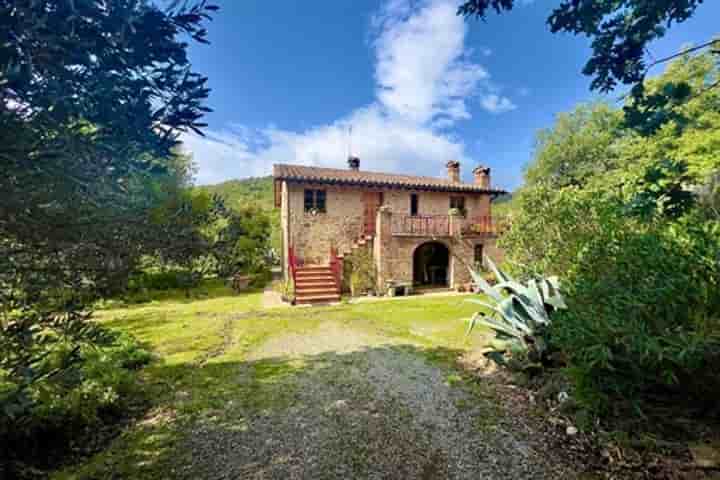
[273,158,506,304]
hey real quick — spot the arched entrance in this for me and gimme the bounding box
[413,241,450,287]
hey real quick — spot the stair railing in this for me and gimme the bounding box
[288,245,298,285]
[329,247,342,291]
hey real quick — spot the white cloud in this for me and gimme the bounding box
[372,0,488,124]
[480,94,517,114]
[186,105,467,185]
[184,0,516,185]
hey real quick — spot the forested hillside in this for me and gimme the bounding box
[196,176,275,210]
[196,177,281,254]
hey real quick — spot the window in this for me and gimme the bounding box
[474,244,484,267]
[450,196,466,212]
[304,189,326,213]
[474,244,484,266]
[410,193,419,216]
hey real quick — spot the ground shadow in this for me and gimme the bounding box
[57,343,576,479]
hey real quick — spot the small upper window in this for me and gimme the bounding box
[474,244,484,266]
[450,196,466,212]
[410,193,419,216]
[304,189,327,213]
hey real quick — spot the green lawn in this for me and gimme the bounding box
[54,281,490,479]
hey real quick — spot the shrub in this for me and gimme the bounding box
[249,267,273,288]
[345,247,376,296]
[502,182,720,415]
[128,268,201,292]
[0,328,152,474]
[551,219,720,414]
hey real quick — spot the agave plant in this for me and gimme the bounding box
[466,257,566,367]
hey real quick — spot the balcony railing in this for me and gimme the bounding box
[390,214,502,237]
[459,215,499,235]
[391,215,450,236]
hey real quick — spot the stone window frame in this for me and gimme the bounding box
[304,188,327,214]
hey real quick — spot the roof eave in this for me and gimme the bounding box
[273,175,506,195]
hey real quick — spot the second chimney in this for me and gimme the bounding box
[348,156,360,171]
[472,165,491,189]
[446,160,460,183]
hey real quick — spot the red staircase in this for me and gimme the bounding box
[289,238,373,305]
[294,265,341,304]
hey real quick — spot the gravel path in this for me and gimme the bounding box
[182,322,577,479]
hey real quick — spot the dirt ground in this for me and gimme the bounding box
[181,321,579,479]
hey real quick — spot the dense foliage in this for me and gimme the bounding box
[195,176,281,255]
[499,53,720,416]
[1,330,152,474]
[0,1,222,475]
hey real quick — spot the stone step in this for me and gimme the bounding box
[295,273,335,281]
[295,293,341,304]
[296,265,331,271]
[296,287,340,295]
[296,270,333,276]
[295,279,338,288]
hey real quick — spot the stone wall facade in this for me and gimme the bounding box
[281,180,502,290]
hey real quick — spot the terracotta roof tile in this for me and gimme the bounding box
[273,163,506,194]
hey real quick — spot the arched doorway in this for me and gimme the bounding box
[413,242,450,287]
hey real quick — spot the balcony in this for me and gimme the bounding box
[390,214,501,237]
[391,215,450,237]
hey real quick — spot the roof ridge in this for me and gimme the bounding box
[274,163,467,182]
[272,163,507,195]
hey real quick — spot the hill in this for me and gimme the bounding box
[491,192,514,217]
[196,176,275,211]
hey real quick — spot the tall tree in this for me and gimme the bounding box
[0,0,216,422]
[525,102,624,189]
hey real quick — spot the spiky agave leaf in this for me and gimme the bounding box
[483,350,508,366]
[494,280,530,297]
[468,267,503,302]
[542,276,567,310]
[514,294,551,326]
[525,278,544,307]
[465,312,483,337]
[486,256,512,283]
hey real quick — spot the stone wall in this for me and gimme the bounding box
[373,232,499,290]
[382,189,490,217]
[286,183,365,265]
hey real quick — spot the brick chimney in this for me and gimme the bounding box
[348,156,360,171]
[472,165,491,189]
[446,160,460,183]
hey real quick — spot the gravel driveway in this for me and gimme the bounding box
[182,321,577,479]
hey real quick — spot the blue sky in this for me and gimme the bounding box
[182,0,720,190]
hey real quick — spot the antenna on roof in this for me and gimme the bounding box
[347,124,353,159]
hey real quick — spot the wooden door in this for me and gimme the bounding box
[362,192,383,236]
